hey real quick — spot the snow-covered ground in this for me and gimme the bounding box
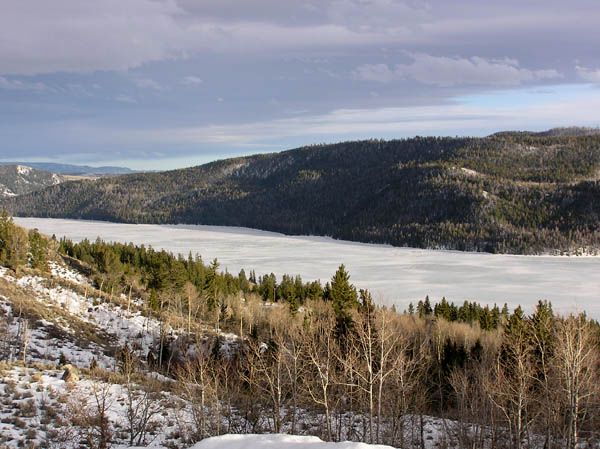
[0,365,188,448]
[15,217,600,317]
[0,262,162,369]
[190,434,394,449]
[0,362,399,449]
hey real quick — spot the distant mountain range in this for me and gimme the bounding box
[3,128,600,254]
[0,162,134,176]
[0,165,66,198]
[493,126,600,138]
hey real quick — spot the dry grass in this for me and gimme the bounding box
[0,277,116,356]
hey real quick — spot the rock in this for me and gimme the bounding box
[61,364,80,383]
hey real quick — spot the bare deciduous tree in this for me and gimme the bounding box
[70,381,113,449]
[302,302,339,441]
[553,314,599,449]
[121,347,162,446]
[486,323,535,449]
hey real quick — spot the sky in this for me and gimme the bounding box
[1,0,600,170]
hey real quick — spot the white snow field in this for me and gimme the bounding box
[190,434,394,449]
[15,218,600,317]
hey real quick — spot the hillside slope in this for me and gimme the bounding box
[4,133,600,254]
[0,219,461,448]
[0,165,65,197]
[0,161,134,176]
[2,218,600,448]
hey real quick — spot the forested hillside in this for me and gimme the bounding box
[0,165,64,197]
[5,132,600,254]
[0,161,134,176]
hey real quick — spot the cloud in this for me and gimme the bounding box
[0,76,46,91]
[115,94,136,104]
[353,64,396,83]
[2,0,600,171]
[397,54,561,86]
[4,84,600,169]
[112,85,600,148]
[133,78,163,90]
[0,0,596,79]
[182,76,203,85]
[576,65,600,83]
[355,54,561,86]
[0,0,185,75]
[0,0,403,75]
[327,0,430,31]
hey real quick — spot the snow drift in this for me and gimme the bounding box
[190,434,394,449]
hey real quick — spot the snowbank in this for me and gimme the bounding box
[190,434,394,449]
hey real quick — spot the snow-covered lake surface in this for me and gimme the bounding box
[15,218,600,316]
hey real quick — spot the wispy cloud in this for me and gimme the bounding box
[0,76,46,91]
[114,85,600,147]
[115,94,136,104]
[353,64,396,83]
[133,78,163,90]
[355,54,561,86]
[182,75,203,85]
[576,65,600,83]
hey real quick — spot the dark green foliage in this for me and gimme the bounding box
[258,273,276,302]
[5,134,600,254]
[417,296,433,318]
[329,264,358,336]
[255,271,323,310]
[58,233,330,316]
[204,259,220,312]
[429,297,504,329]
[358,288,375,315]
[59,237,237,309]
[0,210,46,271]
[27,228,48,271]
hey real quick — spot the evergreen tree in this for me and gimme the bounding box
[329,264,358,336]
[205,258,220,311]
[417,295,433,318]
[28,228,48,271]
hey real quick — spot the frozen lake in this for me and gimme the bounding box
[15,217,600,316]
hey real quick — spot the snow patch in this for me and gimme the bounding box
[460,167,479,176]
[50,261,90,286]
[0,185,16,197]
[1,262,162,363]
[190,434,394,449]
[14,272,161,354]
[16,165,32,175]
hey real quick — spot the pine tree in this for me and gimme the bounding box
[204,258,220,312]
[417,295,433,318]
[28,228,48,271]
[330,264,358,336]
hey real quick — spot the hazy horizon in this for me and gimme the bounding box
[1,124,596,171]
